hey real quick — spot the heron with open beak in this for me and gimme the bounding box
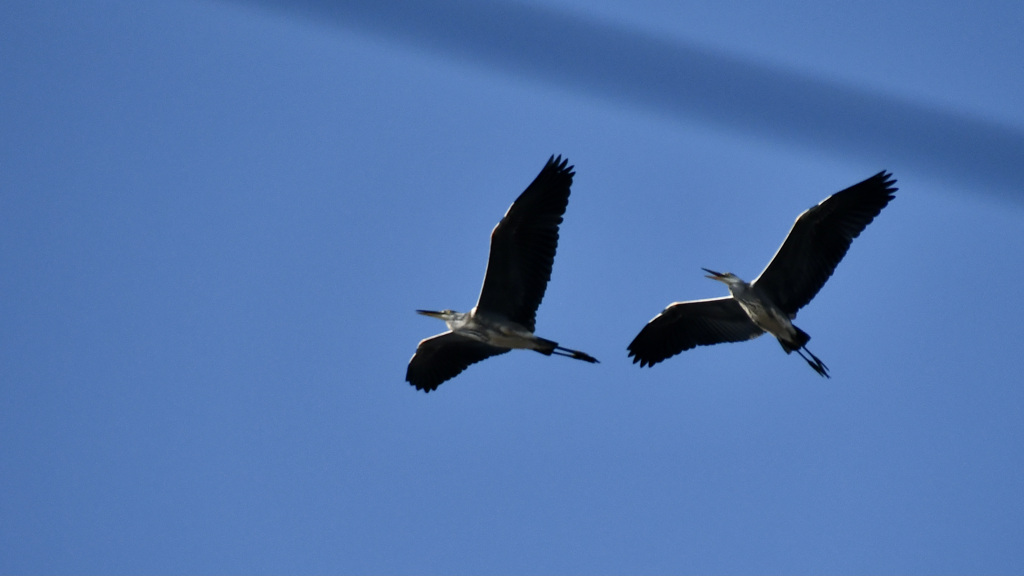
[628,171,898,377]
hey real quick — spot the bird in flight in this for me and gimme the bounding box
[627,171,898,377]
[407,155,598,392]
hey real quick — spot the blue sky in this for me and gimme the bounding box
[2,0,1023,573]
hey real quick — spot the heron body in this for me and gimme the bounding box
[416,308,587,354]
[407,156,598,392]
[628,171,898,377]
[701,269,827,376]
[719,277,791,338]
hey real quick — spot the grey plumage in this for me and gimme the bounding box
[407,156,598,392]
[628,171,898,376]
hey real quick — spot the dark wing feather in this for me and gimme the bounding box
[627,297,764,367]
[406,332,510,392]
[475,155,574,332]
[752,171,897,315]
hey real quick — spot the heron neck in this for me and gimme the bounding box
[727,281,752,299]
[446,312,470,331]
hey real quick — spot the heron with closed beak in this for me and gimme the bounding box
[407,155,598,392]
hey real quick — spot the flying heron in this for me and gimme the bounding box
[627,171,898,377]
[407,155,598,392]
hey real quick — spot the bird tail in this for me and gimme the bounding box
[781,326,812,352]
[535,338,600,363]
[779,327,829,378]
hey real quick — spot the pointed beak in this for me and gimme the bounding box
[416,310,444,319]
[702,267,726,281]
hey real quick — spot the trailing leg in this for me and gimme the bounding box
[795,346,829,378]
[778,328,829,378]
[533,337,599,363]
[550,346,599,363]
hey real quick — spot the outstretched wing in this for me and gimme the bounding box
[475,155,574,332]
[627,297,764,367]
[753,171,897,315]
[406,332,510,392]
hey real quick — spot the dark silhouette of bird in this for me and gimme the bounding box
[407,155,598,392]
[628,171,898,377]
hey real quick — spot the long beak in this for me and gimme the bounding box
[416,310,444,319]
[702,267,726,280]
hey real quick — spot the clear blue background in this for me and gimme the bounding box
[2,0,1023,573]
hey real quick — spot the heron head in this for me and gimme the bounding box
[702,268,742,285]
[416,309,469,331]
[417,309,457,321]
